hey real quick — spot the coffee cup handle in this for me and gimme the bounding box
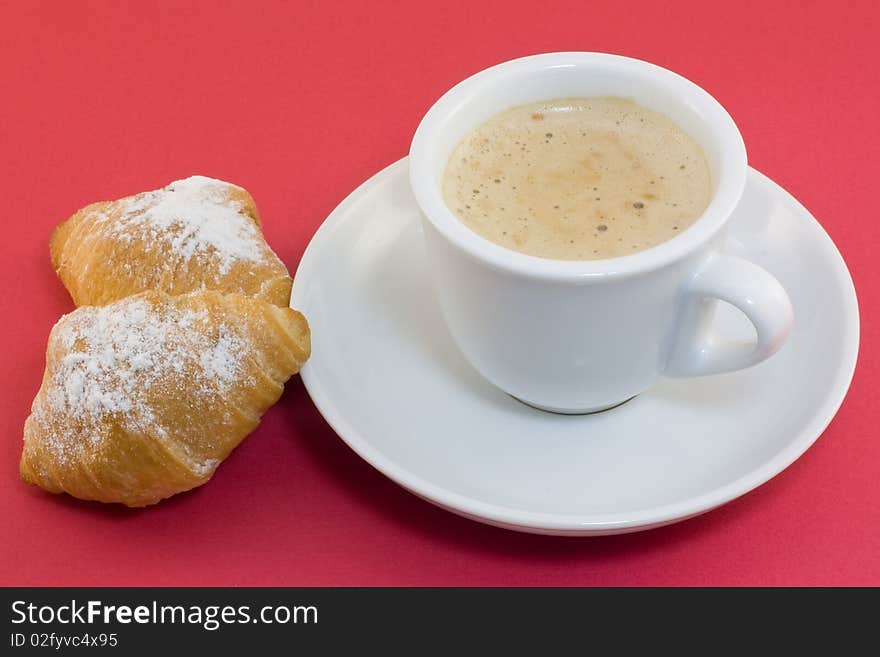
[665,253,793,377]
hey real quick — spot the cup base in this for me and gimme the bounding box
[510,395,638,416]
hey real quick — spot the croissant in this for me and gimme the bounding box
[50,176,293,307]
[21,290,310,506]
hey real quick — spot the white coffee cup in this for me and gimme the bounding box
[409,52,793,414]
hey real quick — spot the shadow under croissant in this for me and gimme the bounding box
[21,473,212,517]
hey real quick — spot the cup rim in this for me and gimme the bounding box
[409,52,747,280]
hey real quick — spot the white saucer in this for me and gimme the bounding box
[291,158,859,536]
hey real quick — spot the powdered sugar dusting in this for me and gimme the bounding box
[190,458,219,477]
[33,295,248,466]
[109,176,266,274]
[199,326,244,386]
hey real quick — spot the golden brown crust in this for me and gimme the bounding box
[50,176,292,307]
[20,290,310,507]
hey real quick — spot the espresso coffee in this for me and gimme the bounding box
[442,97,711,260]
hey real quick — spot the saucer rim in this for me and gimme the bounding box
[292,158,860,535]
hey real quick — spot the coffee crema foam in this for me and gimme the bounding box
[442,97,712,260]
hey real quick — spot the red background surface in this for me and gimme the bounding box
[1,1,877,586]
